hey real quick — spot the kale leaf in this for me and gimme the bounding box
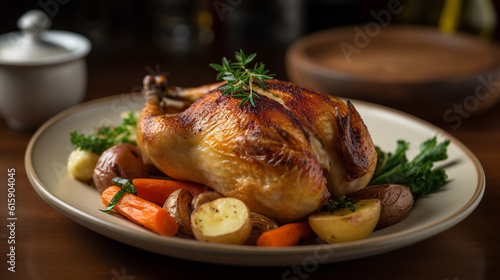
[368,137,450,200]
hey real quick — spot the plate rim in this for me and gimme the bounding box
[24,93,485,266]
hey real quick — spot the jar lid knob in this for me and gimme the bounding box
[17,10,51,38]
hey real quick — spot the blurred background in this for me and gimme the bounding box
[1,0,500,110]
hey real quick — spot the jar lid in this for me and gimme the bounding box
[0,10,91,66]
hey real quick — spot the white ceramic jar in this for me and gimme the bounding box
[0,10,91,130]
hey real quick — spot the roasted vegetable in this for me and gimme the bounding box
[245,212,279,245]
[309,199,381,243]
[133,178,208,205]
[190,197,252,244]
[67,149,100,181]
[348,184,414,228]
[68,112,140,182]
[93,143,148,193]
[102,185,178,236]
[163,190,227,237]
[191,191,225,210]
[256,221,316,247]
[163,189,194,235]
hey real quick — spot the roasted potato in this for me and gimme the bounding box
[67,149,100,181]
[191,191,224,210]
[308,199,381,243]
[348,184,414,228]
[191,197,252,244]
[93,143,148,193]
[245,212,279,245]
[163,188,194,235]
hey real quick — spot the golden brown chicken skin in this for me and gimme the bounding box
[261,80,377,197]
[137,76,376,223]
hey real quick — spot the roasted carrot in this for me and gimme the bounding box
[132,178,210,205]
[102,186,178,236]
[132,178,211,205]
[256,221,317,247]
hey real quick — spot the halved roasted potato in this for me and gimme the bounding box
[191,197,251,244]
[163,188,194,235]
[308,199,381,243]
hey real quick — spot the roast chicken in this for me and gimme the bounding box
[137,75,377,223]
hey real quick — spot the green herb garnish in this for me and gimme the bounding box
[99,177,137,213]
[70,111,139,155]
[209,49,275,107]
[322,196,356,213]
[369,136,450,200]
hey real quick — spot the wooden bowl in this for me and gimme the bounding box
[286,25,500,120]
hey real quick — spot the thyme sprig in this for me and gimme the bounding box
[209,49,275,107]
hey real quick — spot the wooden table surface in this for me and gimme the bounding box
[1,43,499,280]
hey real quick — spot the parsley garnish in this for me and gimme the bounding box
[70,112,139,155]
[369,137,450,200]
[209,49,275,107]
[322,196,356,213]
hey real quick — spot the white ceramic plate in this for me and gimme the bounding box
[25,93,485,266]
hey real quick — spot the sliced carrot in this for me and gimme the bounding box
[256,221,317,247]
[102,186,178,236]
[132,178,210,205]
